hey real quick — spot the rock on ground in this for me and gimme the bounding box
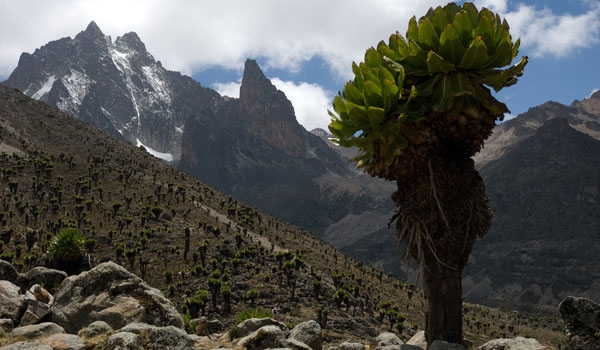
[477,336,548,350]
[559,296,600,350]
[50,261,183,333]
[287,320,322,350]
[236,324,288,350]
[230,317,287,339]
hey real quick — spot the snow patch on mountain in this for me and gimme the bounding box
[141,65,171,104]
[110,46,131,74]
[30,75,56,100]
[136,139,173,162]
[57,70,92,115]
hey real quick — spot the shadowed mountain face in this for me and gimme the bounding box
[465,118,600,309]
[178,59,394,234]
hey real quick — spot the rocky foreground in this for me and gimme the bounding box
[1,261,597,349]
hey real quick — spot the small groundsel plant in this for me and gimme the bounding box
[47,227,85,264]
[228,306,274,339]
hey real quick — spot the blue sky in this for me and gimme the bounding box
[1,0,599,130]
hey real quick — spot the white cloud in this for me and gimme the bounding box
[500,2,600,58]
[270,78,334,132]
[212,81,241,99]
[473,0,508,13]
[502,113,517,122]
[2,0,598,77]
[213,78,333,132]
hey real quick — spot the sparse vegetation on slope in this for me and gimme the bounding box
[0,84,565,347]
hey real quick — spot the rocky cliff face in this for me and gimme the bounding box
[466,117,600,309]
[178,59,394,235]
[474,90,600,167]
[4,21,221,161]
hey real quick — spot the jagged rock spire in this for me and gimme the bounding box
[240,59,281,104]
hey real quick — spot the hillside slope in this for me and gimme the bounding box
[0,84,566,347]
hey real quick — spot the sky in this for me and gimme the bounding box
[0,0,599,132]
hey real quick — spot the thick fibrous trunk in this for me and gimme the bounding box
[392,156,492,345]
[422,251,464,344]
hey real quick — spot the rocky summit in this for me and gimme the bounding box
[4,21,220,161]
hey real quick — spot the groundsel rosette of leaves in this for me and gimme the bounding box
[328,2,527,180]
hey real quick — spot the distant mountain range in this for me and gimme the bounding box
[3,22,598,311]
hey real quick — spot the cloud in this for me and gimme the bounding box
[213,78,333,132]
[270,78,334,132]
[588,88,599,98]
[2,0,598,79]
[499,2,600,58]
[212,81,241,99]
[473,0,508,13]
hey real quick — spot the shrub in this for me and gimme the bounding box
[47,228,85,267]
[235,307,273,324]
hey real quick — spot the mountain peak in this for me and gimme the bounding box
[239,59,279,103]
[83,21,104,37]
[115,32,148,55]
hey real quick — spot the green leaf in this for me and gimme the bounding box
[427,5,450,33]
[343,83,365,105]
[363,80,383,108]
[463,2,480,27]
[378,42,401,62]
[415,75,440,97]
[477,56,528,91]
[439,24,465,64]
[382,78,399,111]
[365,47,383,68]
[389,32,409,58]
[427,51,456,74]
[458,35,489,69]
[448,72,475,97]
[487,41,513,68]
[453,11,474,48]
[417,17,439,51]
[512,38,521,58]
[351,62,364,90]
[367,106,385,130]
[431,74,453,112]
[407,16,419,41]
[332,95,346,117]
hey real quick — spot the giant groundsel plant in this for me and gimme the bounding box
[328,2,527,345]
